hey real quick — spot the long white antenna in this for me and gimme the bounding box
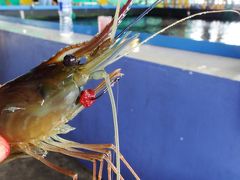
[140,10,240,46]
[114,10,240,60]
[104,72,121,180]
[111,0,122,40]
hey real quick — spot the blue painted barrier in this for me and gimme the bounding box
[141,33,240,59]
[1,26,240,179]
[0,5,30,10]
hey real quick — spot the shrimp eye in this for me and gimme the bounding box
[63,54,78,66]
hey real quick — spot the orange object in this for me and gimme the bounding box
[20,0,32,5]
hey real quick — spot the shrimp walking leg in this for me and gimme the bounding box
[93,160,97,180]
[98,160,104,180]
[72,143,140,180]
[20,144,78,180]
[38,142,124,179]
[107,152,112,180]
[1,153,30,165]
[46,136,139,179]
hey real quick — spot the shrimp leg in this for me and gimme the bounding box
[69,143,139,180]
[107,152,112,180]
[20,144,78,180]
[46,136,140,179]
[93,160,97,180]
[98,160,104,180]
[37,142,125,180]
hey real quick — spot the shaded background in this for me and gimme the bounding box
[0,153,92,180]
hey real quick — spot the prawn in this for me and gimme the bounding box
[0,0,239,178]
[0,0,143,178]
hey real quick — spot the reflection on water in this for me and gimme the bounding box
[185,20,240,45]
[75,17,240,46]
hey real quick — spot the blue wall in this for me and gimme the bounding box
[1,30,240,180]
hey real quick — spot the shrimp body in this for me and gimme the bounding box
[0,0,142,177]
[1,0,230,178]
[0,63,83,144]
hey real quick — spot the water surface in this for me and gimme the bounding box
[74,16,240,46]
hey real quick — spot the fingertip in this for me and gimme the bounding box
[0,135,10,163]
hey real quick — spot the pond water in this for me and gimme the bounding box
[74,16,240,46]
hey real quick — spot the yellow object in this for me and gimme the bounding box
[157,2,164,7]
[98,0,107,5]
[20,0,32,5]
[184,0,189,8]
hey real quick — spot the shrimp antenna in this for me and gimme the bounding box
[140,9,240,46]
[104,72,121,180]
[116,0,163,39]
[113,9,240,61]
[109,0,122,178]
[111,0,122,40]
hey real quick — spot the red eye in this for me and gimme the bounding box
[0,135,10,163]
[79,89,96,108]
